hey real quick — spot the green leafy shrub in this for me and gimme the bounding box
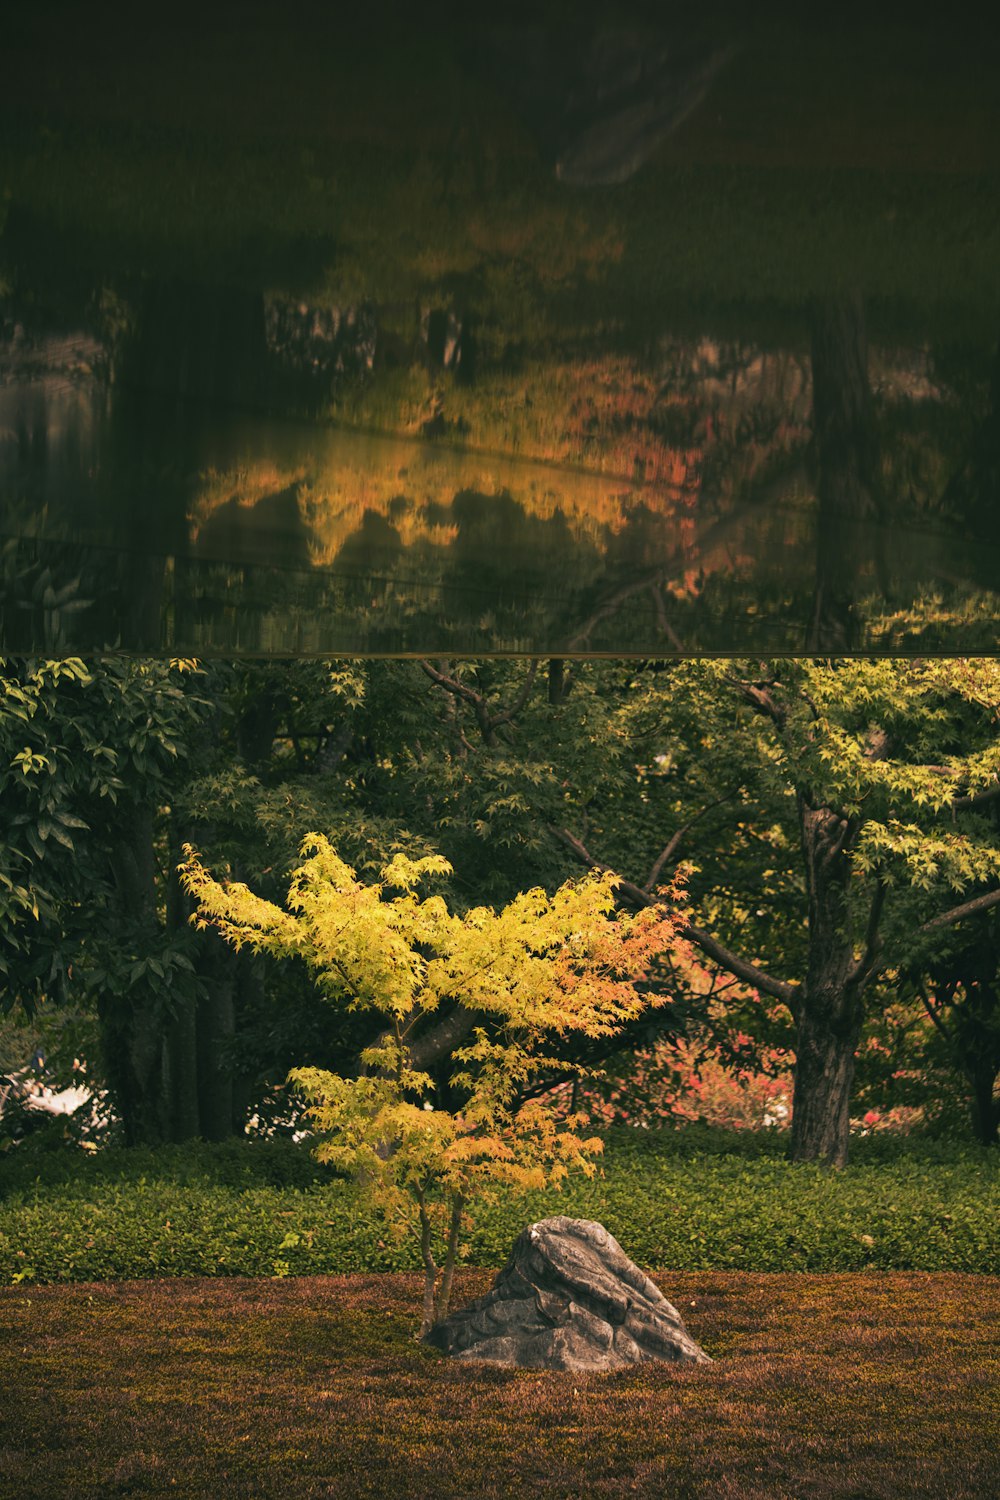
[0,1136,340,1201]
[1,1130,996,1284]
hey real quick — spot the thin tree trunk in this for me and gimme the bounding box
[230,954,264,1134]
[807,291,881,652]
[433,1194,465,1326]
[968,1052,1000,1146]
[950,974,1000,1147]
[789,798,868,1166]
[169,801,240,1143]
[416,1189,465,1333]
[417,1189,439,1338]
[163,815,200,1141]
[105,803,169,1145]
[196,936,236,1142]
[164,992,200,1142]
[124,993,168,1146]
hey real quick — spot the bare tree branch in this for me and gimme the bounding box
[644,828,687,892]
[722,675,787,730]
[407,1006,484,1072]
[565,568,667,652]
[642,789,740,893]
[650,584,686,652]
[917,886,1000,934]
[548,825,653,907]
[906,764,1000,812]
[419,658,480,707]
[419,658,538,746]
[680,924,799,1006]
[952,781,1000,812]
[853,875,888,983]
[491,660,539,732]
[549,825,799,1006]
[916,982,954,1045]
[419,658,495,743]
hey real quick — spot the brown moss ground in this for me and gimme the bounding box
[1,1272,998,1500]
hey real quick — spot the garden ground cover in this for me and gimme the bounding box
[1,1269,997,1498]
[2,1131,997,1283]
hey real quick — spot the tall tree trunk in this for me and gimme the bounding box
[160,814,203,1142]
[958,977,1000,1147]
[167,796,242,1143]
[790,985,864,1167]
[103,803,170,1146]
[807,292,881,652]
[124,997,167,1146]
[789,799,868,1166]
[163,992,200,1142]
[231,954,264,1134]
[969,1057,1000,1146]
[196,935,236,1142]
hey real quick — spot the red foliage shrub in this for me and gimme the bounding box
[547,1034,795,1132]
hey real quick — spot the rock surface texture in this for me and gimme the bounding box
[422,1216,711,1371]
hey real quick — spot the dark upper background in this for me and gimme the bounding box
[2,0,998,655]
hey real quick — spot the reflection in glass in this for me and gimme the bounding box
[1,4,998,654]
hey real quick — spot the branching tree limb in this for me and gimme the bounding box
[952,781,1000,811]
[490,660,539,732]
[722,674,787,730]
[407,1005,485,1072]
[823,812,861,870]
[916,981,954,1044]
[853,875,888,983]
[909,765,1000,812]
[418,659,538,746]
[679,924,799,1006]
[549,825,652,909]
[565,568,667,651]
[419,659,496,743]
[917,886,1000,934]
[643,790,739,892]
[550,825,799,1006]
[650,584,686,652]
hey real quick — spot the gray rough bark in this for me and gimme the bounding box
[788,799,867,1167]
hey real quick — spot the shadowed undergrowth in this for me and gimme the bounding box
[1,1271,997,1498]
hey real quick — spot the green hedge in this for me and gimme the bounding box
[1,1129,997,1285]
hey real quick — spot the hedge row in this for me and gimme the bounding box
[2,1129,997,1285]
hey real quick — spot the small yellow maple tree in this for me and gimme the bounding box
[179,836,690,1333]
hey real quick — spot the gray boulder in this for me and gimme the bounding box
[422,1216,711,1372]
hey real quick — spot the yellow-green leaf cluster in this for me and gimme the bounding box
[180,836,689,1277]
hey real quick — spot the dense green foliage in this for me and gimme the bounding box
[3,655,1000,1162]
[2,1131,996,1284]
